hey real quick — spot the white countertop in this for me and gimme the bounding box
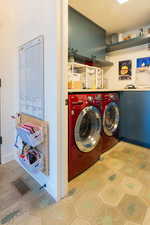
[68,88,150,93]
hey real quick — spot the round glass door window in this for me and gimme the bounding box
[75,106,101,153]
[103,102,119,136]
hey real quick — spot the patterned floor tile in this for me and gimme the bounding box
[102,158,125,171]
[139,185,150,206]
[0,188,22,212]
[124,221,141,225]
[118,194,147,224]
[108,151,138,165]
[10,213,42,225]
[119,164,141,179]
[133,151,150,161]
[74,191,103,218]
[106,170,125,185]
[89,162,109,173]
[0,210,21,225]
[68,165,110,201]
[2,142,150,225]
[80,175,107,194]
[99,183,125,206]
[107,150,123,159]
[75,191,103,218]
[137,170,150,187]
[0,197,30,221]
[143,208,150,225]
[89,204,126,225]
[136,160,150,172]
[34,201,77,225]
[121,176,143,196]
[122,148,135,154]
[71,218,91,225]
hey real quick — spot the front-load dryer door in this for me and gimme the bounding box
[75,106,101,153]
[103,102,119,136]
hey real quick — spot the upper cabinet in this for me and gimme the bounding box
[68,6,106,61]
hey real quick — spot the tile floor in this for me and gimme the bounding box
[1,142,150,224]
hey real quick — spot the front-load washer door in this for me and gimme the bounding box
[75,106,101,153]
[103,102,119,136]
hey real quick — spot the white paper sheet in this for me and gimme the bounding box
[19,36,44,119]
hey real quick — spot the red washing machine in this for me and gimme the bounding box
[101,93,120,154]
[68,93,102,181]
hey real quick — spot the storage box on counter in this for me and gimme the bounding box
[96,68,104,89]
[68,62,103,89]
[68,63,86,89]
[85,66,97,89]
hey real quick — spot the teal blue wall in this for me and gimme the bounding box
[69,7,106,60]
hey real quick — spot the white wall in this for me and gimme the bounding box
[104,44,150,89]
[0,2,18,163]
[0,0,68,201]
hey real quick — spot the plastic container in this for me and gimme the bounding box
[18,151,44,173]
[68,62,103,90]
[68,63,86,89]
[96,68,103,89]
[85,66,97,89]
[16,126,43,147]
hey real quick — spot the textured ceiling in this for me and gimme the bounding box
[69,0,150,33]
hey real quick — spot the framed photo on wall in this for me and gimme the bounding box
[119,60,132,80]
[136,57,150,73]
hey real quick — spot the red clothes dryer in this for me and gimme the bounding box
[68,93,102,181]
[101,93,120,154]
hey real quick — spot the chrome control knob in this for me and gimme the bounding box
[87,96,93,102]
[110,95,115,100]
